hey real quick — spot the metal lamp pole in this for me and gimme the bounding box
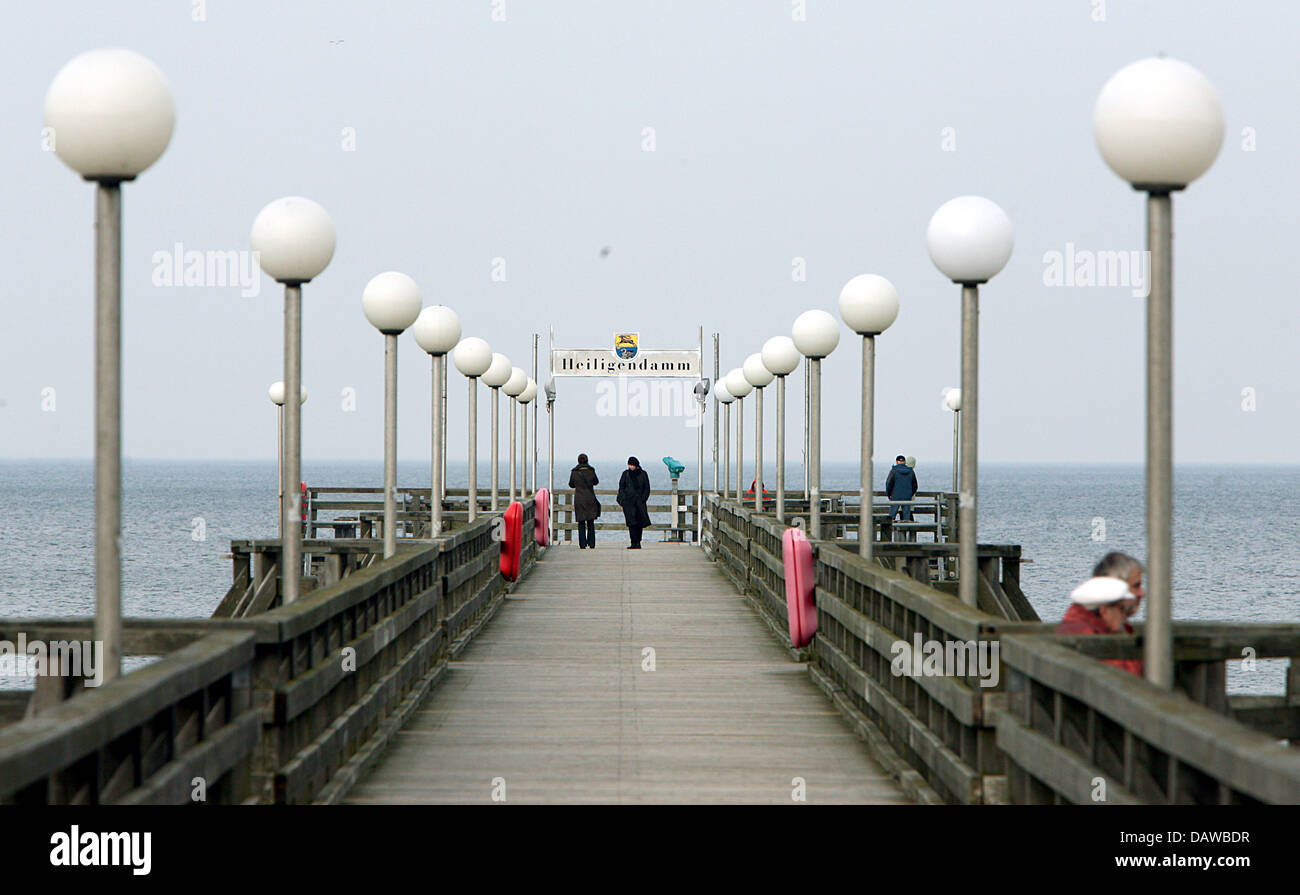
[47,48,177,682]
[840,274,901,563]
[792,310,840,540]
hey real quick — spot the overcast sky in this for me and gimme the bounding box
[2,0,1295,468]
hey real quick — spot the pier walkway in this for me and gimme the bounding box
[345,542,907,804]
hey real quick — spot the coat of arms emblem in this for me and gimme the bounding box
[614,333,638,359]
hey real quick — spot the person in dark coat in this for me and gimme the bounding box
[885,454,918,521]
[616,456,652,549]
[568,453,600,549]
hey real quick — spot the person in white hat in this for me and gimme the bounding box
[1055,576,1144,676]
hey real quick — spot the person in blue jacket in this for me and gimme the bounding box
[885,455,918,521]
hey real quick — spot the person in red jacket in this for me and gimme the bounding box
[1056,575,1144,677]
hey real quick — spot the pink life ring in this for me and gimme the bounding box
[534,489,550,546]
[500,501,523,581]
[783,526,817,648]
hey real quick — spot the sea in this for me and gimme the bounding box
[1,460,1296,693]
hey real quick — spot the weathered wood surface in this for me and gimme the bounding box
[345,543,907,805]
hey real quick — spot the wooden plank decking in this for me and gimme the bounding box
[344,541,908,804]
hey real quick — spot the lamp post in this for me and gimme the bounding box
[761,337,800,523]
[482,353,512,511]
[248,197,336,606]
[1094,57,1223,689]
[927,196,1014,608]
[454,337,493,523]
[712,333,720,494]
[693,378,708,542]
[411,306,462,537]
[839,274,900,561]
[519,379,538,497]
[743,354,774,512]
[531,335,539,496]
[362,273,422,558]
[712,380,734,498]
[45,48,175,683]
[942,388,962,492]
[269,382,308,542]
[792,310,840,539]
[503,367,528,501]
[725,368,752,499]
[545,377,557,539]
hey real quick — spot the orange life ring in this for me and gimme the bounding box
[500,501,524,581]
[534,489,550,546]
[783,526,817,647]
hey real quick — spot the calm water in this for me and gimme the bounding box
[1,460,1296,691]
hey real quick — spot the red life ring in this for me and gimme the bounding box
[499,501,524,581]
[783,527,817,648]
[534,489,550,546]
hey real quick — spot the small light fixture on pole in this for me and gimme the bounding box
[839,274,900,561]
[743,354,774,512]
[927,195,1014,608]
[250,197,336,605]
[725,368,752,500]
[761,336,800,523]
[454,337,493,523]
[411,306,462,537]
[481,353,513,511]
[502,367,528,501]
[45,48,175,684]
[942,387,962,492]
[362,272,422,558]
[1094,57,1223,689]
[518,378,538,497]
[712,379,734,498]
[792,310,840,539]
[269,381,308,542]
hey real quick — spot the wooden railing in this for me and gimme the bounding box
[998,626,1300,804]
[701,494,1300,805]
[0,500,539,805]
[0,622,258,804]
[550,488,700,540]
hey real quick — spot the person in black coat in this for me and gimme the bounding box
[568,453,600,549]
[885,454,918,521]
[616,456,652,549]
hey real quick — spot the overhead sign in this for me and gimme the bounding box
[552,348,700,378]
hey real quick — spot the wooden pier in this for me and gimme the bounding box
[0,490,1297,805]
[344,542,906,804]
